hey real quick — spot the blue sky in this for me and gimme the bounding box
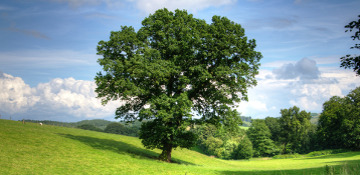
[1,0,359,122]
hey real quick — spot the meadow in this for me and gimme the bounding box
[1,119,359,175]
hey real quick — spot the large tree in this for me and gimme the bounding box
[247,119,279,157]
[340,15,360,75]
[278,106,313,154]
[95,8,261,162]
[317,87,360,150]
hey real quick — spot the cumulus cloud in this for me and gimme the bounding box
[0,72,39,114]
[0,72,120,121]
[273,58,320,80]
[237,59,360,118]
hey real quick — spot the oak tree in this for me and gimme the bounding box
[95,8,261,162]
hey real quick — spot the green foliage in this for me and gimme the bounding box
[317,87,360,150]
[264,117,282,143]
[77,124,103,132]
[278,106,314,154]
[340,15,360,75]
[205,136,224,158]
[139,119,197,158]
[306,149,348,157]
[247,119,279,157]
[104,122,127,135]
[192,123,251,160]
[232,135,253,159]
[76,119,112,130]
[95,8,261,162]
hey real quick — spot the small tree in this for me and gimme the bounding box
[340,15,360,75]
[95,8,261,162]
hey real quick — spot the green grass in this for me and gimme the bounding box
[1,119,360,175]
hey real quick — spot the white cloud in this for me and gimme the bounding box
[273,58,320,80]
[289,83,343,111]
[0,72,39,114]
[0,72,120,121]
[237,59,360,118]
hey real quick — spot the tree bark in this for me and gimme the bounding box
[159,143,172,162]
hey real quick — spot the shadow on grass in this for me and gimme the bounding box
[58,134,196,165]
[299,151,360,160]
[219,158,360,175]
[219,167,325,175]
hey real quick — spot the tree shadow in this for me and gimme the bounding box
[299,151,360,160]
[218,158,360,175]
[58,134,196,165]
[219,167,325,175]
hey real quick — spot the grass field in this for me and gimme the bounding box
[1,119,360,175]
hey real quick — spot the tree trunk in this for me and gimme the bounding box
[159,143,172,162]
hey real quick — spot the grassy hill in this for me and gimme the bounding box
[1,119,360,175]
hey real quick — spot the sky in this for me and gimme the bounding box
[0,0,360,122]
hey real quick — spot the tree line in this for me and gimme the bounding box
[192,86,360,159]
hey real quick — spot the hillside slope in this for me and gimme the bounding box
[1,119,360,175]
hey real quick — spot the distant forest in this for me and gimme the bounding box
[22,116,255,137]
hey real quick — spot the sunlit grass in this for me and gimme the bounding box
[1,119,360,175]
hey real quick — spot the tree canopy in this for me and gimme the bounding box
[278,106,313,154]
[340,15,360,76]
[317,87,360,150]
[247,119,279,157]
[95,8,262,162]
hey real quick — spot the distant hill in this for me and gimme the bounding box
[76,119,112,130]
[310,113,320,125]
[241,116,252,127]
[23,119,112,129]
